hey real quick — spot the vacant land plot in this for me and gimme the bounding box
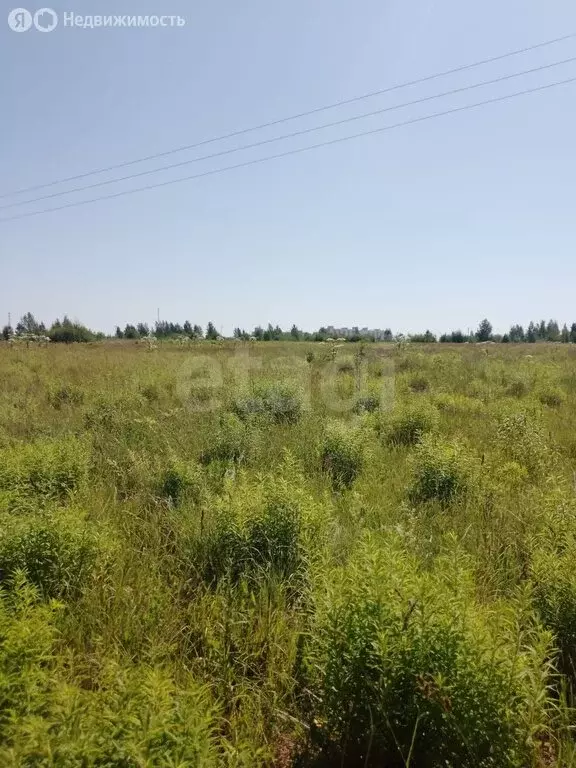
[1,340,576,766]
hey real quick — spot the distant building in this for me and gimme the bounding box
[323,326,393,341]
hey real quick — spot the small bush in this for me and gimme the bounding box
[505,378,529,398]
[538,387,564,408]
[433,392,484,416]
[408,374,430,392]
[158,460,204,506]
[0,514,100,599]
[352,394,380,414]
[386,403,438,447]
[531,545,576,680]
[0,577,60,733]
[200,414,248,465]
[320,422,364,489]
[48,384,85,409]
[0,617,221,766]
[306,535,550,767]
[207,500,302,584]
[408,437,473,506]
[140,382,161,402]
[495,410,550,478]
[0,437,89,505]
[232,382,303,424]
[202,465,327,584]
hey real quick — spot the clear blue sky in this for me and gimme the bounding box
[1,0,575,336]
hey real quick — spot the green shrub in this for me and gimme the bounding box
[531,546,576,680]
[0,514,100,599]
[433,392,484,416]
[505,378,530,398]
[495,410,550,478]
[385,403,438,446]
[0,577,60,733]
[352,394,380,414]
[159,460,204,506]
[200,413,249,465]
[408,436,473,506]
[140,381,161,402]
[206,500,302,584]
[232,382,303,424]
[408,373,430,392]
[0,634,221,766]
[538,387,564,408]
[0,437,89,505]
[201,465,328,584]
[320,422,364,489]
[306,535,551,767]
[48,384,85,409]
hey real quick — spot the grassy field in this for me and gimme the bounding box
[1,339,576,766]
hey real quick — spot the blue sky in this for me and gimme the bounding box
[1,0,575,336]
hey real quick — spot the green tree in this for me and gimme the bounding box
[205,322,218,340]
[16,312,42,336]
[440,330,466,343]
[411,330,437,343]
[123,324,139,340]
[48,316,95,343]
[1,325,13,340]
[509,324,525,343]
[571,323,576,343]
[546,320,560,342]
[537,320,547,340]
[476,319,493,342]
[561,324,570,343]
[290,324,300,340]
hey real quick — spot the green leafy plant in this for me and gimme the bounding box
[408,373,430,392]
[158,459,204,506]
[200,413,249,465]
[408,436,473,506]
[320,422,364,489]
[305,534,552,767]
[538,387,564,408]
[0,437,89,505]
[232,382,303,424]
[352,394,380,414]
[385,403,438,447]
[0,514,100,599]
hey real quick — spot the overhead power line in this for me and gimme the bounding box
[1,30,575,200]
[1,75,574,225]
[2,55,576,211]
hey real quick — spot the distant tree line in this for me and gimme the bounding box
[1,313,103,343]
[437,319,576,344]
[2,314,576,345]
[116,321,208,340]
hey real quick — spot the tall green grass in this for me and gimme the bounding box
[0,340,575,764]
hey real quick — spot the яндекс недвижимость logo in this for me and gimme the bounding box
[8,7,58,32]
[7,8,186,30]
